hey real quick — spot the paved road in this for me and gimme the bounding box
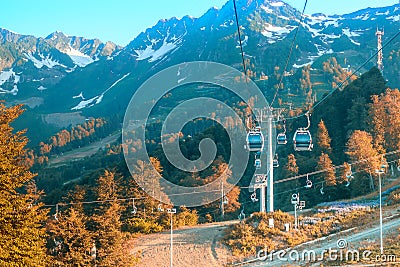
[236,216,400,266]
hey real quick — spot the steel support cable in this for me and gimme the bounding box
[274,149,400,185]
[270,0,309,106]
[280,29,400,122]
[233,0,247,76]
[273,157,400,196]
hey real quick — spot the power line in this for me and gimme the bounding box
[42,152,400,213]
[270,0,308,106]
[273,157,400,198]
[274,149,400,185]
[43,148,400,210]
[43,189,225,208]
[43,196,148,208]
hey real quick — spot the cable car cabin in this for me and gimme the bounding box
[246,128,264,152]
[255,159,261,169]
[277,133,287,145]
[254,152,261,169]
[273,159,279,168]
[293,129,313,151]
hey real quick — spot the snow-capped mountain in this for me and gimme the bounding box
[0,0,399,141]
[124,16,195,63]
[0,28,121,97]
[0,29,121,71]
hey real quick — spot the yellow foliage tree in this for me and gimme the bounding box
[0,103,48,266]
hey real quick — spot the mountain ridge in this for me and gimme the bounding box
[0,0,399,143]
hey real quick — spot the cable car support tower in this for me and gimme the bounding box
[376,27,384,73]
[249,108,275,213]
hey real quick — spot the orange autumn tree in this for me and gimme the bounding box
[0,103,48,266]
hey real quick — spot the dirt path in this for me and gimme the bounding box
[133,220,237,267]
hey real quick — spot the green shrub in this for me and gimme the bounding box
[174,206,199,227]
[124,217,163,234]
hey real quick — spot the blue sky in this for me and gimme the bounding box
[0,0,398,46]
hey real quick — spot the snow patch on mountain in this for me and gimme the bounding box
[342,28,361,37]
[0,69,16,86]
[278,15,290,20]
[236,36,249,48]
[65,65,77,73]
[73,92,84,99]
[376,10,390,16]
[307,14,329,25]
[270,1,285,7]
[71,95,100,110]
[387,15,400,21]
[61,46,95,67]
[261,5,273,14]
[342,28,361,45]
[103,73,130,94]
[324,18,340,27]
[293,61,313,68]
[361,14,370,20]
[106,50,122,61]
[0,69,20,95]
[24,52,66,69]
[0,85,18,95]
[71,73,130,110]
[134,34,181,62]
[261,24,295,43]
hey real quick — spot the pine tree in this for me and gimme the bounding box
[132,158,168,203]
[317,153,336,186]
[48,207,94,266]
[92,170,137,266]
[280,154,300,193]
[369,94,387,153]
[317,119,331,154]
[0,103,48,266]
[337,162,352,185]
[285,154,299,177]
[346,130,381,191]
[370,88,400,153]
[224,186,241,214]
[47,185,94,266]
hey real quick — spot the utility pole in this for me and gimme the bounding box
[291,193,305,229]
[221,180,225,217]
[259,183,266,213]
[379,171,383,255]
[375,166,386,255]
[167,208,176,267]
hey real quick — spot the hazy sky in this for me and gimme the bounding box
[0,0,398,46]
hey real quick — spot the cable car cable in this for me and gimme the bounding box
[274,149,400,185]
[278,29,400,122]
[311,29,400,112]
[273,157,400,196]
[271,0,309,106]
[233,0,247,76]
